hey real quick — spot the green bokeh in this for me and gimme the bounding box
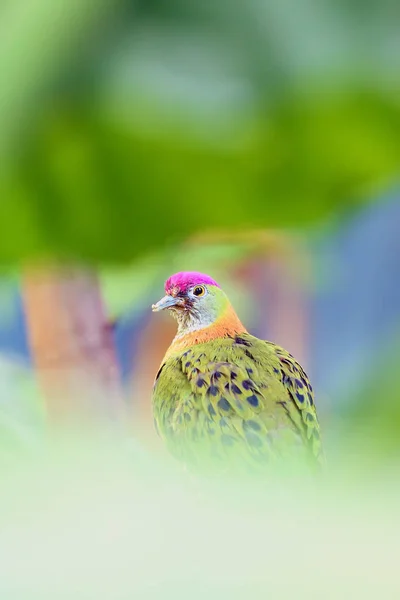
[0,0,398,263]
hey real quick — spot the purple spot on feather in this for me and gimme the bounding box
[235,336,251,347]
[247,394,259,407]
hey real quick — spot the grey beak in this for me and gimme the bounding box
[151,295,181,312]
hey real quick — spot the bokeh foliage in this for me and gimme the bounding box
[1,7,400,596]
[0,0,399,263]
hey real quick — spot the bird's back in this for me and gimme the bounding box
[152,333,323,477]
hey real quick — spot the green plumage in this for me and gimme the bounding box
[152,333,323,477]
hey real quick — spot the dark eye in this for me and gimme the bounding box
[193,285,205,297]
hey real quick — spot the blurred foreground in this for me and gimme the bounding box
[1,434,400,599]
[0,0,400,597]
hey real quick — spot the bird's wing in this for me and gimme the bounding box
[152,335,323,469]
[261,339,323,463]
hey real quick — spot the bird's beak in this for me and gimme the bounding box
[151,295,182,312]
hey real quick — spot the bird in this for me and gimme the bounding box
[151,271,323,478]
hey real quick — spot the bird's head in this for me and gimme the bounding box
[152,271,244,339]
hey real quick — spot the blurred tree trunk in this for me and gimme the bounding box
[22,265,125,430]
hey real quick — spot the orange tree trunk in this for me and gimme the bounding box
[22,265,125,429]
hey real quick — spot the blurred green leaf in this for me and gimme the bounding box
[0,0,399,263]
[0,88,399,264]
[0,0,125,165]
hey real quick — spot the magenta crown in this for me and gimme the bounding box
[165,271,220,294]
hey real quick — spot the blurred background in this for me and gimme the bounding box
[1,0,400,597]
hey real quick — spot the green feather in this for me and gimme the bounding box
[152,333,324,477]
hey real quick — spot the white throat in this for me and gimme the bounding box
[172,308,216,339]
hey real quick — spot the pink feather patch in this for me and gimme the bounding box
[165,271,220,294]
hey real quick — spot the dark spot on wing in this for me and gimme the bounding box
[218,398,231,412]
[155,364,165,381]
[247,395,259,407]
[244,420,261,432]
[244,349,256,361]
[235,336,252,347]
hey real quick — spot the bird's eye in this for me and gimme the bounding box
[193,285,205,297]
